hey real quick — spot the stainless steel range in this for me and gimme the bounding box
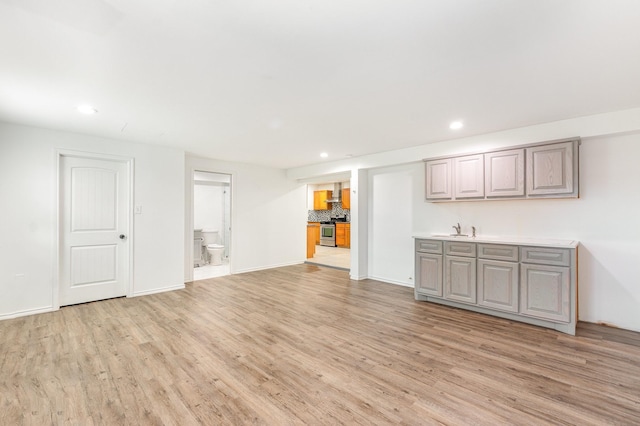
[319,222,336,247]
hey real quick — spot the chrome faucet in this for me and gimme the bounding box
[452,223,461,235]
[472,226,476,238]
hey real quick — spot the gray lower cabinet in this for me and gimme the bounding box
[445,255,476,304]
[414,238,577,335]
[414,239,443,297]
[520,263,570,322]
[477,259,519,313]
[416,252,443,296]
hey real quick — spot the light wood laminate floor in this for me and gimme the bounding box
[1,264,639,425]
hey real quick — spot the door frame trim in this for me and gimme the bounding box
[54,149,135,309]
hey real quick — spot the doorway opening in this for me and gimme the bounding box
[193,171,231,280]
[305,180,351,270]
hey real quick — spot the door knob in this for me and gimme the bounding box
[119,234,126,240]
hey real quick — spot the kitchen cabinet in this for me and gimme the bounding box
[520,246,571,323]
[444,241,476,304]
[520,264,570,323]
[313,190,332,210]
[477,243,519,313]
[413,236,578,335]
[425,158,452,200]
[306,225,316,258]
[423,138,579,202]
[445,255,477,304]
[454,154,485,199]
[526,141,576,197]
[308,222,320,245]
[477,260,519,313]
[414,239,443,297]
[341,188,351,209]
[485,148,525,197]
[336,223,350,248]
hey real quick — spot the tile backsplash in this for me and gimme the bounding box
[308,204,350,222]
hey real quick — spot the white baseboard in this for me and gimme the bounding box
[234,260,303,274]
[0,306,56,321]
[132,283,185,297]
[350,273,369,280]
[366,275,414,288]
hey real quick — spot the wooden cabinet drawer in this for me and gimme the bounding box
[416,239,443,254]
[521,246,570,267]
[478,243,519,262]
[445,241,476,257]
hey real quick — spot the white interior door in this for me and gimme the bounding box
[59,155,130,306]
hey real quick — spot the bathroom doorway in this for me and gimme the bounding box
[193,171,231,280]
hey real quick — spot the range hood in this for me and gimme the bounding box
[326,183,342,203]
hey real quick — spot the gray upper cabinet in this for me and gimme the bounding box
[526,141,576,196]
[424,138,579,202]
[454,154,485,199]
[425,158,452,200]
[485,148,525,197]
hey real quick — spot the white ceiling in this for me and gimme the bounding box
[1,0,639,169]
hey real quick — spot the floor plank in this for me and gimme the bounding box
[1,264,639,425]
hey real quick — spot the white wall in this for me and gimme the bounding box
[194,184,225,233]
[185,155,307,281]
[365,134,640,332]
[0,122,185,319]
[367,164,419,287]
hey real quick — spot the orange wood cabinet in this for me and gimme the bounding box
[308,222,320,245]
[313,190,332,210]
[336,222,350,248]
[341,188,351,209]
[306,225,317,258]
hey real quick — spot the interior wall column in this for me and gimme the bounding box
[350,168,369,280]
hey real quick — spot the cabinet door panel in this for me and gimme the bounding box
[416,253,443,296]
[520,264,570,322]
[425,159,452,199]
[526,142,574,196]
[478,260,519,312]
[341,188,351,209]
[485,149,525,197]
[454,154,485,199]
[313,190,332,210]
[445,256,477,304]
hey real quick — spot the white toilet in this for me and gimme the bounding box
[201,229,225,265]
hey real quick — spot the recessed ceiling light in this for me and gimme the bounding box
[320,152,329,158]
[77,105,98,115]
[449,121,463,130]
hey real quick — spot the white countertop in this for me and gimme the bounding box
[412,233,579,248]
